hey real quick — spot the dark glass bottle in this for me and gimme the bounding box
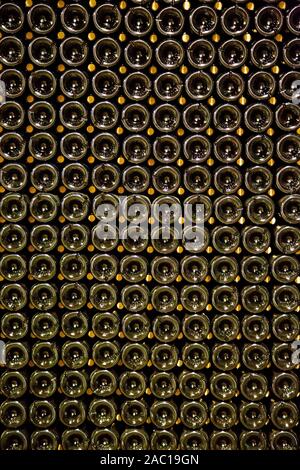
[210,402,237,430]
[272,372,299,401]
[179,371,207,400]
[150,372,176,399]
[156,7,184,36]
[240,372,268,401]
[210,372,238,401]
[93,4,121,33]
[123,313,150,342]
[240,401,268,430]
[61,4,89,34]
[270,431,298,450]
[240,431,267,451]
[62,341,89,369]
[4,342,29,370]
[151,430,177,451]
[180,430,209,451]
[28,5,56,34]
[121,400,148,427]
[270,402,298,430]
[120,429,149,450]
[1,163,27,191]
